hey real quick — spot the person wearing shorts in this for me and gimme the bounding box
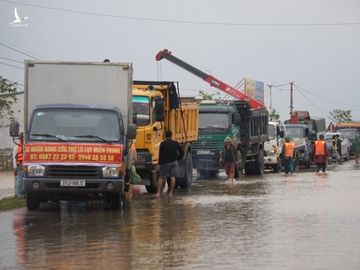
[155,130,184,198]
[220,136,239,182]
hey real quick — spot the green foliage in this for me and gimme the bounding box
[198,90,220,100]
[329,109,352,123]
[0,196,25,211]
[269,108,280,121]
[0,76,18,120]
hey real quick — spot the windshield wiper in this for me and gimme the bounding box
[30,133,64,141]
[74,135,113,144]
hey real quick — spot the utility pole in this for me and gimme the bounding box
[267,84,273,110]
[290,81,294,116]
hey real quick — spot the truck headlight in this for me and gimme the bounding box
[102,166,120,177]
[27,165,45,177]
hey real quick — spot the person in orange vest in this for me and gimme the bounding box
[281,137,295,174]
[13,132,25,197]
[314,134,328,173]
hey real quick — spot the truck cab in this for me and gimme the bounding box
[192,100,239,178]
[282,124,312,169]
[193,100,268,178]
[10,61,136,210]
[132,81,198,193]
[264,121,283,172]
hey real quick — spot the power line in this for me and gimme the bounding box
[0,61,23,70]
[295,86,334,121]
[0,56,23,64]
[0,41,39,59]
[271,83,290,87]
[294,84,360,108]
[1,0,360,27]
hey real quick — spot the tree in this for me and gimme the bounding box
[0,76,18,123]
[198,90,220,100]
[329,109,352,123]
[269,108,280,121]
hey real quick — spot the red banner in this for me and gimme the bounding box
[23,143,123,164]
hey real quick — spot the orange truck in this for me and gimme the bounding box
[10,61,136,210]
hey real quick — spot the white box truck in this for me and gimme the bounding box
[10,61,136,210]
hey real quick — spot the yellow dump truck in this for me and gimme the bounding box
[132,81,199,193]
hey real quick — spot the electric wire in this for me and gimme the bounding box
[294,84,360,108]
[0,61,23,70]
[0,42,39,59]
[0,57,23,64]
[295,86,336,121]
[1,0,360,27]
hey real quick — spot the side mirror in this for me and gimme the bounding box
[305,128,309,137]
[154,97,164,122]
[127,124,137,140]
[133,112,137,125]
[233,113,241,125]
[9,121,19,137]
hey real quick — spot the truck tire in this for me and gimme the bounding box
[252,150,264,175]
[273,159,281,173]
[244,162,254,175]
[176,153,193,188]
[145,176,157,194]
[145,171,166,194]
[234,149,242,179]
[26,194,40,210]
[305,155,311,169]
[105,194,121,210]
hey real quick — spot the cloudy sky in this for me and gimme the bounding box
[1,0,360,123]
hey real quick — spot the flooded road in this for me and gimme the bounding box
[1,163,360,269]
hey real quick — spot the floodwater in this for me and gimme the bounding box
[1,163,360,269]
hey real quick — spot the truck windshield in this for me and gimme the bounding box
[285,126,305,139]
[199,113,229,133]
[268,124,276,140]
[133,96,150,126]
[29,108,121,142]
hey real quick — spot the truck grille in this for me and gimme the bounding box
[192,141,221,150]
[46,165,101,178]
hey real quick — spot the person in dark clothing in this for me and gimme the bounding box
[336,134,342,161]
[220,136,239,182]
[155,130,184,198]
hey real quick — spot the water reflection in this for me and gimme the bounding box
[6,166,360,269]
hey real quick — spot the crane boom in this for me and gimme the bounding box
[155,49,265,109]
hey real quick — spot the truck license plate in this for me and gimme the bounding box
[60,179,86,187]
[197,150,212,155]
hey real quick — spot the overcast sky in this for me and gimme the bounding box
[1,0,360,123]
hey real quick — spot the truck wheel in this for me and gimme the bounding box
[176,153,193,188]
[145,171,166,194]
[105,194,121,210]
[305,157,311,169]
[273,161,280,173]
[145,177,157,194]
[145,169,159,194]
[253,150,264,175]
[26,194,40,210]
[245,162,254,175]
[234,163,241,179]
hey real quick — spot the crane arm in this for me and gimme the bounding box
[155,49,265,109]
